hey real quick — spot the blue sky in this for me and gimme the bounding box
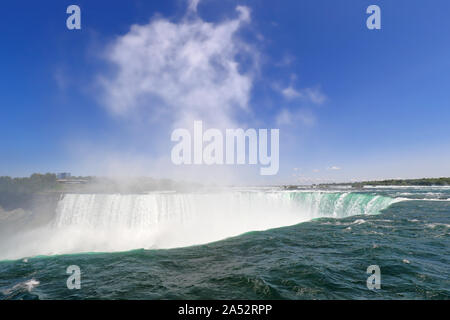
[1,0,450,184]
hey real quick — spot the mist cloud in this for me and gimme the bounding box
[99,4,256,129]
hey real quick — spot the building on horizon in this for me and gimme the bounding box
[56,172,71,179]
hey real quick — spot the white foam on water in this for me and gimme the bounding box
[426,223,450,229]
[352,219,367,225]
[1,279,39,296]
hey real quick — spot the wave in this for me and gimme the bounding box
[0,191,402,260]
[1,279,39,298]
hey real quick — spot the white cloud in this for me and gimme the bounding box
[280,85,326,105]
[99,4,256,129]
[301,87,326,105]
[236,5,251,22]
[277,83,325,131]
[295,176,332,185]
[188,0,201,13]
[275,108,315,127]
[54,67,69,90]
[281,85,301,100]
[275,54,295,67]
[327,166,341,171]
[275,109,291,125]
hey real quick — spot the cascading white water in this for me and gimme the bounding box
[0,191,401,260]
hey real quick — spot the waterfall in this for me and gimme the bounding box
[0,191,401,260]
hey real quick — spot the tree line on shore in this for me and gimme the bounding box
[349,177,450,187]
[0,173,61,210]
[0,173,201,211]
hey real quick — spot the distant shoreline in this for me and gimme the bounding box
[318,177,450,188]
